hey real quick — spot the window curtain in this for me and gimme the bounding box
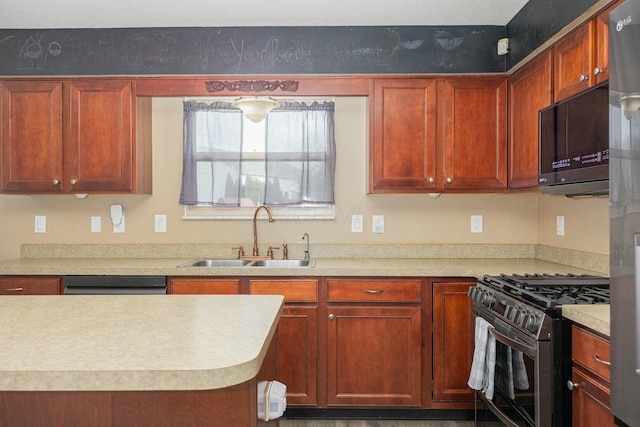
[180,99,335,207]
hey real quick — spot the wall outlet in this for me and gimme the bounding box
[471,215,483,233]
[372,215,384,233]
[351,214,363,233]
[34,215,46,233]
[155,214,167,233]
[91,216,102,233]
[557,215,565,236]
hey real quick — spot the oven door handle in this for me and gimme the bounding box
[488,327,537,358]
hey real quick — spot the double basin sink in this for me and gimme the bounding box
[178,258,315,268]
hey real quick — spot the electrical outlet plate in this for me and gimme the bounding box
[91,216,101,233]
[557,216,565,236]
[351,214,363,233]
[155,214,167,233]
[372,215,384,233]
[34,215,46,233]
[471,215,483,233]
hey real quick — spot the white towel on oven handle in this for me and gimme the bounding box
[467,317,496,400]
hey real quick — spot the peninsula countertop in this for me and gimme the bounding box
[0,256,605,278]
[562,304,611,337]
[0,294,284,391]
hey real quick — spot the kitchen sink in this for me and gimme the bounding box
[177,258,315,268]
[249,259,315,268]
[177,259,253,268]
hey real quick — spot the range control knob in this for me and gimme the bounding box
[523,313,540,333]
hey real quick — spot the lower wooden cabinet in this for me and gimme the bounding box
[432,281,475,403]
[0,276,61,295]
[250,279,319,407]
[571,325,614,427]
[167,277,240,294]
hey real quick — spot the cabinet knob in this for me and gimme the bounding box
[69,179,77,185]
[579,74,588,82]
[429,177,434,184]
[567,380,579,391]
[594,67,602,75]
[328,313,335,320]
[446,177,453,183]
[52,179,60,185]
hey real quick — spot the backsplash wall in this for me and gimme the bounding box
[0,97,609,261]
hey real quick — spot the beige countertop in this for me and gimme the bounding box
[0,256,605,278]
[0,294,284,391]
[562,304,611,337]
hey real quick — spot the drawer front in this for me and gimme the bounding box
[249,280,318,302]
[168,278,240,294]
[572,325,611,382]
[0,277,61,295]
[327,279,421,302]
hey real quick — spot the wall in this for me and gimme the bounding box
[0,97,609,261]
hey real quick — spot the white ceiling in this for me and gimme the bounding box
[1,0,530,29]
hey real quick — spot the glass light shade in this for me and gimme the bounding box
[232,97,280,123]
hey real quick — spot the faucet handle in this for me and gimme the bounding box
[267,246,280,259]
[282,243,289,260]
[231,246,245,259]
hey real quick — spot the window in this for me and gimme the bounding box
[180,98,336,219]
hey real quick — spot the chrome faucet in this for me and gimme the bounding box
[302,233,310,260]
[252,206,274,257]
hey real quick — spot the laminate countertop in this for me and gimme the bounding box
[0,294,284,391]
[562,304,611,337]
[0,256,605,278]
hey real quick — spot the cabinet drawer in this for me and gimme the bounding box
[249,280,318,302]
[327,279,421,302]
[168,278,240,294]
[0,277,61,295]
[572,325,611,382]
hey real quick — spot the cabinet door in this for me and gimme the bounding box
[442,78,507,190]
[167,277,240,294]
[1,81,63,192]
[370,79,437,192]
[508,51,553,189]
[554,22,594,102]
[432,282,474,402]
[326,305,422,406]
[571,368,614,427]
[67,80,133,192]
[0,277,61,295]
[594,1,621,85]
[250,280,319,407]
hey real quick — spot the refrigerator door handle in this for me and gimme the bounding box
[635,234,640,374]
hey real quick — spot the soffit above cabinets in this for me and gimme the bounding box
[1,0,529,29]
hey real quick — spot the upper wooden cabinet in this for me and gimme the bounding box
[370,79,437,192]
[0,79,151,194]
[554,2,617,102]
[508,51,554,190]
[370,77,507,193]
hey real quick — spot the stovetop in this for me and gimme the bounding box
[481,273,610,310]
[469,273,610,340]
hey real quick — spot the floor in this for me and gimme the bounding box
[280,421,502,427]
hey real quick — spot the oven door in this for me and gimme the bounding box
[473,307,551,427]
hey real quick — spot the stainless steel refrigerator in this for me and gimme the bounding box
[610,1,640,426]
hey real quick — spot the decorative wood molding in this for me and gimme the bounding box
[205,80,299,93]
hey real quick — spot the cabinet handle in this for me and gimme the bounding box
[567,380,579,391]
[328,313,335,320]
[579,74,588,82]
[364,289,384,294]
[593,354,611,366]
[446,177,453,183]
[69,179,77,185]
[52,179,60,185]
[3,288,24,292]
[594,67,602,75]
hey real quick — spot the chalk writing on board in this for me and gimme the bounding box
[230,35,312,72]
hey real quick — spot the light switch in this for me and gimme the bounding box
[91,216,101,233]
[471,215,483,233]
[351,215,363,233]
[155,214,167,233]
[557,216,565,236]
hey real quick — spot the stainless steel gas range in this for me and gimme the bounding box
[468,273,610,427]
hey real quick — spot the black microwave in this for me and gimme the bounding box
[538,82,609,196]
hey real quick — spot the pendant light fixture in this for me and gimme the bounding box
[231,96,280,123]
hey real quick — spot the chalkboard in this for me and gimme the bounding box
[0,26,506,76]
[506,0,600,68]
